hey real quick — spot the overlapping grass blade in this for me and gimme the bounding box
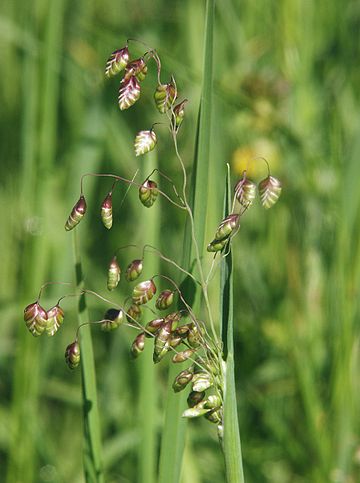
[220,165,244,483]
[73,230,104,483]
[158,1,215,482]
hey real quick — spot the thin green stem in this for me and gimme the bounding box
[72,230,104,483]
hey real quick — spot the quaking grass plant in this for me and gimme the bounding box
[23,34,281,482]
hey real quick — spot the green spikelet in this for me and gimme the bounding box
[125,259,143,282]
[65,195,87,231]
[171,99,187,131]
[24,302,48,337]
[101,308,124,331]
[172,367,194,392]
[182,401,211,418]
[145,318,165,337]
[65,341,80,369]
[126,304,142,323]
[214,214,239,240]
[192,372,213,392]
[101,192,113,229]
[139,179,158,208]
[154,77,177,113]
[153,320,172,363]
[205,408,223,424]
[187,322,203,348]
[131,332,146,358]
[132,279,156,305]
[172,348,196,363]
[105,46,129,78]
[46,304,64,336]
[207,238,228,253]
[107,256,121,291]
[258,175,282,208]
[155,289,174,310]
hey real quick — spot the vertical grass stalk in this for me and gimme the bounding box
[158,1,215,482]
[220,165,245,483]
[73,230,104,483]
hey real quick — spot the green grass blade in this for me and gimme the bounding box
[73,230,104,483]
[137,151,158,483]
[220,165,244,483]
[158,1,215,482]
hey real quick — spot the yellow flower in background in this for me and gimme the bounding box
[231,138,280,178]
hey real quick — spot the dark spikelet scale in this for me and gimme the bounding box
[118,76,141,110]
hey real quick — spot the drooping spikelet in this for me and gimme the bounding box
[24,302,48,337]
[107,256,121,291]
[101,308,124,331]
[65,341,80,369]
[118,76,141,110]
[139,179,158,208]
[154,77,177,113]
[105,46,129,78]
[100,192,113,229]
[134,130,157,156]
[234,177,257,207]
[258,175,282,209]
[46,304,64,336]
[125,259,143,282]
[132,279,157,305]
[65,195,87,231]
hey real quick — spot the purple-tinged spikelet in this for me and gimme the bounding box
[155,290,174,310]
[131,332,146,358]
[132,279,157,305]
[101,192,113,229]
[234,177,256,207]
[118,76,140,110]
[65,195,87,231]
[65,341,80,369]
[258,175,282,208]
[125,259,143,282]
[124,58,148,82]
[105,46,129,78]
[24,302,48,337]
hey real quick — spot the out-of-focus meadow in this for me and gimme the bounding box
[1,0,360,482]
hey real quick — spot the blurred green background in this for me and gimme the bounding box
[1,0,360,482]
